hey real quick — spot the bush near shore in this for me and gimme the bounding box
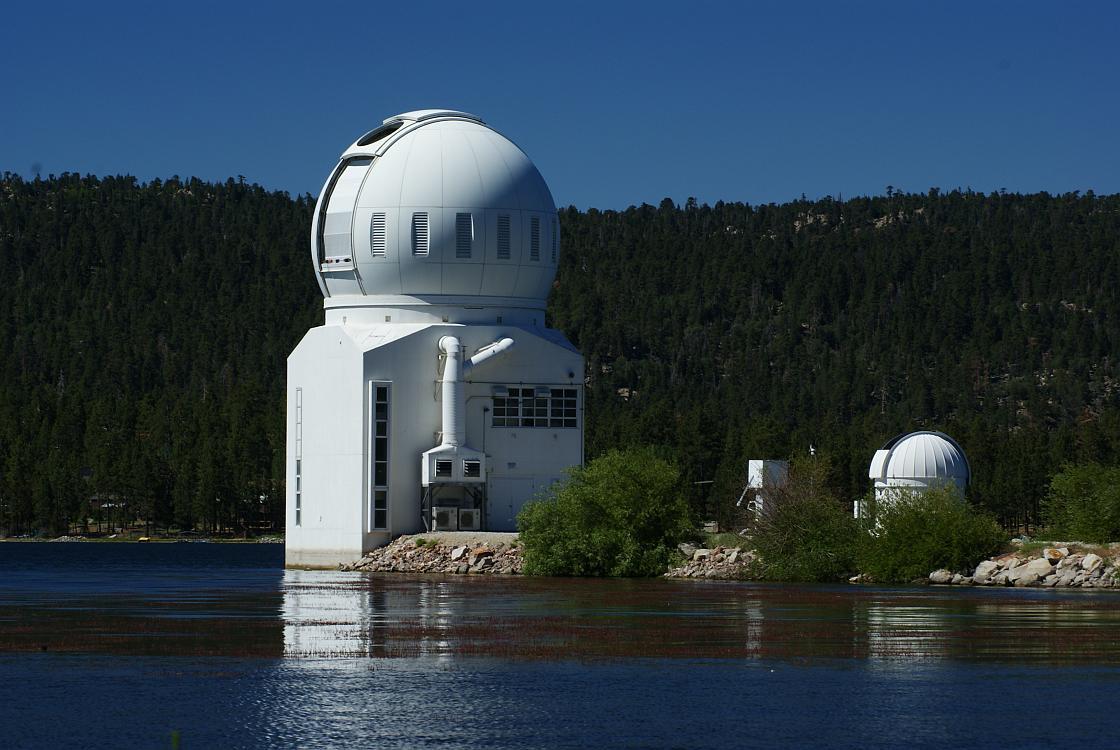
[856,487,1005,583]
[517,448,693,577]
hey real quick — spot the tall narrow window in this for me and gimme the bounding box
[370,383,390,530]
[551,218,558,263]
[455,212,473,258]
[295,388,303,526]
[295,459,302,527]
[370,213,387,257]
[497,215,511,259]
[530,217,541,261]
[411,213,429,256]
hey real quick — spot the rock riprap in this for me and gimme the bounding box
[664,545,756,579]
[342,535,523,575]
[929,547,1119,588]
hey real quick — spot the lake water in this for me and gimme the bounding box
[2,543,1119,749]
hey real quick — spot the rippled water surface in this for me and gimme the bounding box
[2,543,1119,749]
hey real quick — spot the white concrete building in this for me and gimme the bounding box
[737,459,789,516]
[855,431,970,519]
[285,110,583,567]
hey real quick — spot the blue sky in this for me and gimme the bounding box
[3,1,1117,208]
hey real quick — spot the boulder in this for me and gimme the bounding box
[678,543,697,559]
[1042,547,1069,563]
[973,560,999,582]
[692,548,712,561]
[929,569,954,584]
[1009,558,1053,586]
[726,548,740,564]
[1082,553,1104,572]
[450,545,468,561]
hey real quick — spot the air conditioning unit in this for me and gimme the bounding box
[458,508,481,531]
[432,507,458,531]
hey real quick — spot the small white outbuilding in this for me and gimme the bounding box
[285,110,584,567]
[855,431,970,519]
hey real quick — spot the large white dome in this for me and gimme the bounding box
[311,110,559,305]
[869,431,970,489]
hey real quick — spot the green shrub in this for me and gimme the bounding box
[1044,463,1120,543]
[857,486,1003,582]
[748,457,859,582]
[517,447,693,577]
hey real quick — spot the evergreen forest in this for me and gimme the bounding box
[3,173,1120,535]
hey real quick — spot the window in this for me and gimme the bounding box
[549,388,578,428]
[370,213,387,257]
[295,388,303,526]
[411,213,429,256]
[455,212,473,258]
[551,218,558,263]
[370,383,390,530]
[530,217,540,261]
[497,215,511,259]
[295,459,302,527]
[492,387,577,428]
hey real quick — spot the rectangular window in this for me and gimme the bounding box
[551,218,558,263]
[497,215,511,259]
[369,383,390,530]
[530,217,540,261]
[370,213,387,257]
[295,459,302,527]
[455,212,473,258]
[295,388,303,526]
[492,386,577,428]
[411,213,429,256]
[549,388,578,428]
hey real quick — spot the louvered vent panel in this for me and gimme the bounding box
[370,213,387,257]
[551,218,558,262]
[530,217,541,261]
[456,212,473,258]
[497,215,511,259]
[411,212,429,256]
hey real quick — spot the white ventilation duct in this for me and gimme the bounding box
[422,335,515,486]
[436,335,514,448]
[438,336,466,448]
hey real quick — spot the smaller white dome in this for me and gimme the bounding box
[869,431,970,488]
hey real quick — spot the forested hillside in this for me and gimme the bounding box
[3,174,1120,534]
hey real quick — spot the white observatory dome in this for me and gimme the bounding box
[311,110,559,308]
[869,431,970,492]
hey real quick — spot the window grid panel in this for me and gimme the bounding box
[371,383,390,531]
[492,386,578,429]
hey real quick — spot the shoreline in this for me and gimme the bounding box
[341,534,1120,590]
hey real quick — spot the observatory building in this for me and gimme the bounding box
[285,110,583,567]
[855,431,970,519]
